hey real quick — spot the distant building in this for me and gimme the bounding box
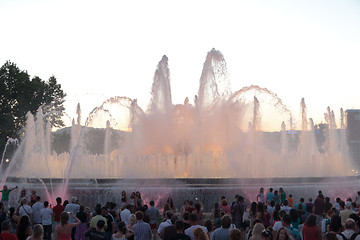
[345,109,360,167]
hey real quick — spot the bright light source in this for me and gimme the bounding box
[5,159,10,163]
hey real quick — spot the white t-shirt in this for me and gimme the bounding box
[120,209,131,226]
[41,208,53,225]
[273,221,283,233]
[19,205,33,219]
[32,202,44,224]
[157,219,172,235]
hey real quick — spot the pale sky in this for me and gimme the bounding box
[1,0,360,131]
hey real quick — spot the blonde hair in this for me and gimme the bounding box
[193,227,209,240]
[33,224,44,238]
[251,223,265,240]
[129,214,136,225]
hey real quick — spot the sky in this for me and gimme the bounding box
[1,0,360,131]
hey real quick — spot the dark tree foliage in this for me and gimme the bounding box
[0,61,66,150]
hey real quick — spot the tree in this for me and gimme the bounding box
[0,61,66,151]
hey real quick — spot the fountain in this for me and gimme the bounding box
[0,49,358,210]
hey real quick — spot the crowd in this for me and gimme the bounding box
[1,185,360,240]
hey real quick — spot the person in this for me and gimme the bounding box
[249,202,257,227]
[261,229,273,240]
[40,201,53,240]
[213,202,222,229]
[231,195,245,230]
[274,191,280,205]
[193,227,209,240]
[102,206,115,240]
[30,191,37,206]
[230,229,242,240]
[279,188,286,205]
[313,193,325,225]
[306,198,313,210]
[267,188,275,204]
[338,218,360,240]
[221,200,231,215]
[85,220,106,240]
[0,185,17,211]
[280,201,291,215]
[184,213,207,240]
[16,216,32,240]
[9,207,19,233]
[121,191,127,209]
[340,202,355,227]
[163,216,178,240]
[287,194,294,208]
[167,198,177,213]
[18,199,33,222]
[132,211,152,240]
[257,188,265,203]
[301,214,320,240]
[213,215,232,240]
[18,189,28,206]
[172,220,191,240]
[112,221,130,240]
[301,205,313,223]
[27,224,44,240]
[328,215,343,234]
[204,220,214,240]
[250,223,265,240]
[0,220,18,240]
[158,210,173,238]
[54,197,65,229]
[31,196,44,225]
[257,202,270,228]
[135,192,143,210]
[185,201,196,214]
[325,198,333,213]
[146,200,160,240]
[294,198,306,212]
[289,209,300,230]
[194,203,203,225]
[281,214,301,240]
[64,197,80,240]
[90,205,108,232]
[120,204,132,226]
[275,228,291,240]
[180,200,190,216]
[75,205,89,240]
[55,211,81,240]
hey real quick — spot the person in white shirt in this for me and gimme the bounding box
[19,198,33,221]
[337,218,360,240]
[120,204,132,226]
[158,210,173,238]
[64,196,80,240]
[40,201,53,240]
[32,196,44,225]
[184,213,208,240]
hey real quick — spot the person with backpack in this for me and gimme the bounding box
[230,195,245,230]
[338,219,360,240]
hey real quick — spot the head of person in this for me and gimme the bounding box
[344,218,356,230]
[102,206,108,216]
[165,210,173,220]
[17,215,31,237]
[289,209,298,222]
[71,196,77,204]
[136,191,141,198]
[117,221,127,234]
[3,185,7,191]
[300,197,304,203]
[122,191,126,197]
[305,205,312,213]
[283,200,288,206]
[222,199,228,207]
[56,197,62,204]
[308,197,312,202]
[149,200,155,207]
[129,214,136,225]
[324,232,338,240]
[135,211,143,221]
[189,213,197,225]
[183,211,190,221]
[189,200,194,206]
[304,214,317,226]
[261,229,273,240]
[33,224,44,239]
[60,211,69,225]
[95,204,102,215]
[260,187,264,193]
[276,228,290,240]
[1,220,11,232]
[329,215,342,232]
[252,223,265,239]
[269,188,273,192]
[325,197,330,203]
[97,220,105,230]
[281,214,291,227]
[21,189,26,196]
[36,196,41,202]
[195,203,201,212]
[318,193,324,199]
[230,228,242,240]
[175,220,185,232]
[221,215,232,229]
[131,192,135,198]
[204,220,213,232]
[345,201,352,209]
[167,197,173,204]
[193,227,209,240]
[44,201,49,208]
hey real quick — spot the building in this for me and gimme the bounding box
[345,109,360,168]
